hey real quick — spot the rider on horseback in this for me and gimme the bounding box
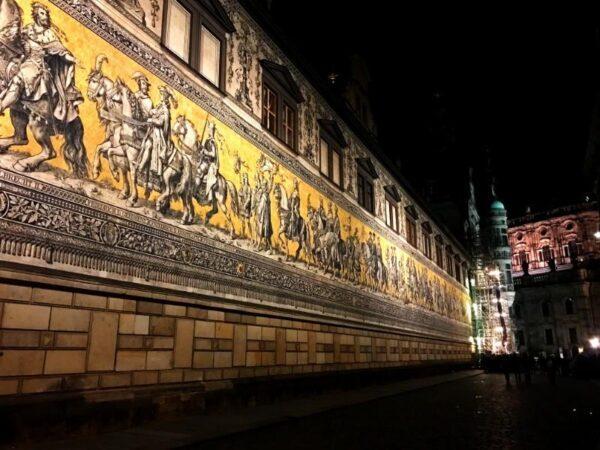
[0,2,83,123]
[196,121,219,202]
[138,85,176,196]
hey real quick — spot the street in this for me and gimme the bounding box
[186,373,600,450]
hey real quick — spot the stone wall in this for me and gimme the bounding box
[0,277,470,397]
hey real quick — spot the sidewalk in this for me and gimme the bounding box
[19,369,482,450]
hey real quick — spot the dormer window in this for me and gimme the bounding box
[356,158,378,214]
[163,0,234,89]
[260,60,304,150]
[318,119,347,188]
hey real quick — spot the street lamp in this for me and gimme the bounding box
[594,230,600,240]
[590,337,600,349]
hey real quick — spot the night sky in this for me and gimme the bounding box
[268,2,600,217]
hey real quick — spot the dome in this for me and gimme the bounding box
[490,200,505,211]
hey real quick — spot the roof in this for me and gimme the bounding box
[490,200,506,211]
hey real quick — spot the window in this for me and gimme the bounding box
[569,328,578,344]
[405,217,417,248]
[164,0,191,62]
[545,329,554,346]
[357,171,374,213]
[445,247,454,277]
[384,186,401,233]
[542,301,550,318]
[163,0,232,88]
[422,228,432,258]
[518,250,529,267]
[565,298,574,315]
[454,258,462,283]
[260,60,304,150]
[199,26,221,86]
[538,245,554,262]
[319,122,345,188]
[505,263,513,285]
[282,103,296,148]
[435,237,444,267]
[262,84,277,135]
[385,196,399,233]
[500,228,508,246]
[421,222,432,258]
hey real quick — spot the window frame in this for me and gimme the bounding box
[262,83,278,136]
[421,223,432,259]
[357,167,375,214]
[261,71,299,152]
[435,236,444,268]
[161,0,228,90]
[445,246,454,277]
[319,132,344,189]
[384,193,399,233]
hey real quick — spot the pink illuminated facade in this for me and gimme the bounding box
[508,202,600,276]
[508,202,600,354]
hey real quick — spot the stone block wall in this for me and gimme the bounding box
[0,281,470,397]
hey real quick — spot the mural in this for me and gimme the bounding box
[0,0,470,323]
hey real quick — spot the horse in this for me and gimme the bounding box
[90,77,144,206]
[0,0,88,177]
[272,183,311,264]
[155,141,195,225]
[170,117,239,231]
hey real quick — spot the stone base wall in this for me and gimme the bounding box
[0,274,471,398]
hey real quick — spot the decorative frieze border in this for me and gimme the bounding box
[0,169,470,342]
[54,0,468,292]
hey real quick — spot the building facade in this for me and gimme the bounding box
[509,202,600,355]
[0,0,471,403]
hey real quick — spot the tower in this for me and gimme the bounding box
[468,168,515,354]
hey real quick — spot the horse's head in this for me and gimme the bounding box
[86,54,110,101]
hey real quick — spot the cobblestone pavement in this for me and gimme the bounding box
[187,373,600,450]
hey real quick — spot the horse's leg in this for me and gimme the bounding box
[92,141,111,179]
[156,168,173,214]
[204,196,219,226]
[14,117,56,173]
[120,165,130,200]
[218,192,235,238]
[294,238,302,262]
[0,109,28,152]
[124,146,139,207]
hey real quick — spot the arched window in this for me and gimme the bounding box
[565,298,574,315]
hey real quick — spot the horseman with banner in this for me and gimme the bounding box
[197,122,219,202]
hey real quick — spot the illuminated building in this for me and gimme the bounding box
[466,173,514,354]
[0,0,471,424]
[508,202,600,355]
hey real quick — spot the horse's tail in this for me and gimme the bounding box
[175,153,192,196]
[226,179,239,217]
[62,117,89,178]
